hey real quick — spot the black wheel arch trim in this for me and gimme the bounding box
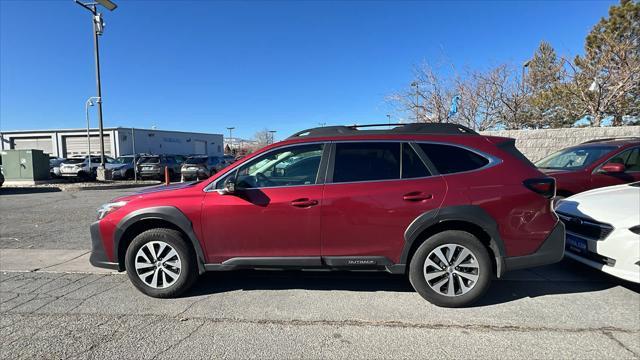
[401,205,507,277]
[114,206,206,273]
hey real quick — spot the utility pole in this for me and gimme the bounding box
[75,0,117,180]
[411,81,419,122]
[226,127,235,153]
[268,130,277,145]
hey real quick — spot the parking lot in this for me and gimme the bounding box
[1,187,639,359]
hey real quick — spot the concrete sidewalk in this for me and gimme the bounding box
[0,249,117,274]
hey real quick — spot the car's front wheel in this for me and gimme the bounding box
[125,228,198,298]
[409,230,492,307]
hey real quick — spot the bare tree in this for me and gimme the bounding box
[253,129,272,147]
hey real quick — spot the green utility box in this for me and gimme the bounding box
[0,149,50,181]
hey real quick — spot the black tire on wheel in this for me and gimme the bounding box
[408,230,492,308]
[125,228,198,298]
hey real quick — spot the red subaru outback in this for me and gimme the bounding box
[90,123,564,307]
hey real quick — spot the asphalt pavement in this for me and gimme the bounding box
[1,188,639,359]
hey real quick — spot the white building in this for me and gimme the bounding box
[0,127,224,158]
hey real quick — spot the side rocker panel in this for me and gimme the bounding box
[114,206,207,273]
[400,205,507,277]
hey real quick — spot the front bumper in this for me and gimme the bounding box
[89,221,120,270]
[504,221,565,272]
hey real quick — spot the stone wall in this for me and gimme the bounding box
[480,126,640,162]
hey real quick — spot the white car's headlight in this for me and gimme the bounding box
[97,201,128,220]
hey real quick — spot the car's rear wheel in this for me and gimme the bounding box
[409,230,492,307]
[125,228,198,298]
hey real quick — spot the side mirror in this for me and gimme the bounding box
[600,163,625,173]
[222,177,236,194]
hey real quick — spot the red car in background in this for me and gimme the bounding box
[536,137,640,197]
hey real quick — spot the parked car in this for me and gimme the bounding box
[555,182,640,283]
[137,155,182,180]
[181,156,224,181]
[0,171,4,187]
[536,137,640,197]
[110,155,138,180]
[59,156,115,178]
[49,157,66,178]
[90,123,564,307]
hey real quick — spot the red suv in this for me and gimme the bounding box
[90,123,564,307]
[535,137,640,197]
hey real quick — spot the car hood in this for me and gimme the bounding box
[555,183,640,227]
[110,181,200,203]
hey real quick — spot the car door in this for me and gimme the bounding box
[591,147,640,189]
[200,143,327,264]
[320,142,446,264]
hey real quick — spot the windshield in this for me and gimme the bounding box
[535,146,616,170]
[139,157,160,164]
[185,157,207,164]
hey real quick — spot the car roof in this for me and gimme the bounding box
[287,123,478,140]
[579,137,640,146]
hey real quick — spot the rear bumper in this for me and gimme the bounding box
[504,221,565,272]
[89,221,120,270]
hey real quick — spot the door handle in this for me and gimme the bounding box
[290,198,319,208]
[403,192,433,202]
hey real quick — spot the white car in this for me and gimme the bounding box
[59,156,116,178]
[555,182,640,283]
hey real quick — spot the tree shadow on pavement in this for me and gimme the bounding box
[0,187,62,195]
[183,258,638,305]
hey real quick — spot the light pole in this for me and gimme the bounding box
[85,97,100,174]
[268,130,277,145]
[386,114,391,126]
[411,81,419,122]
[226,127,235,153]
[522,60,531,92]
[75,0,117,180]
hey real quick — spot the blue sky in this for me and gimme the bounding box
[1,0,615,140]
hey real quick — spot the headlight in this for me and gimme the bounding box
[96,201,128,220]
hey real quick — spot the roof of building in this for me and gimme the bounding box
[0,127,222,136]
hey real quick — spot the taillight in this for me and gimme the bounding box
[523,177,556,199]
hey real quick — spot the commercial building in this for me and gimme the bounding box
[0,127,224,158]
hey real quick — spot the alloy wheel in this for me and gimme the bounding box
[423,244,480,297]
[134,241,182,289]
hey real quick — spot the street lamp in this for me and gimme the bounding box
[85,96,100,174]
[75,0,117,180]
[268,130,277,145]
[522,60,531,91]
[386,114,391,126]
[411,81,419,122]
[226,127,235,153]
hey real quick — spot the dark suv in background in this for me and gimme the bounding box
[536,137,640,197]
[181,156,224,181]
[90,123,564,307]
[137,155,184,180]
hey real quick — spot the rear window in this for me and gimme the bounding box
[332,142,400,183]
[419,143,489,174]
[139,157,160,164]
[185,157,207,164]
[402,143,431,178]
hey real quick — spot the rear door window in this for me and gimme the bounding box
[419,143,489,174]
[332,142,400,183]
[402,143,431,179]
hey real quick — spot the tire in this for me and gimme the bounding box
[408,230,492,307]
[125,228,198,298]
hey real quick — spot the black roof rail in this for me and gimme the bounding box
[287,123,479,139]
[581,136,640,144]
